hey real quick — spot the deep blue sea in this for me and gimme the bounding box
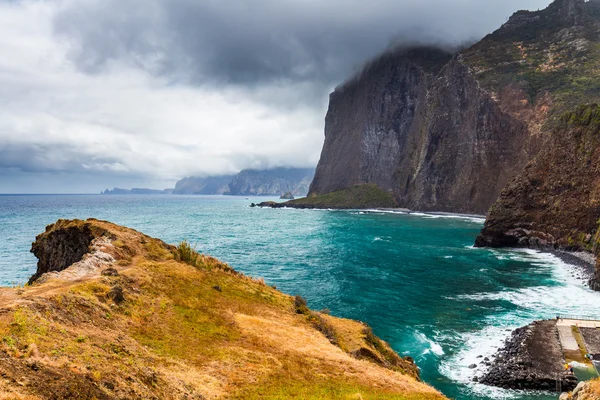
[1,194,599,400]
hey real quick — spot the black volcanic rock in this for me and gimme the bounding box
[479,320,578,392]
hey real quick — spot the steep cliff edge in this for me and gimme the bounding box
[309,0,600,213]
[475,105,600,287]
[0,219,444,399]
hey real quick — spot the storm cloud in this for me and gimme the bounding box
[0,0,552,193]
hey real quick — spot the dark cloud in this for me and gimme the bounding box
[54,0,553,89]
[0,0,554,193]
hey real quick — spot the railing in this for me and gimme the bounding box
[556,315,600,322]
[591,360,600,375]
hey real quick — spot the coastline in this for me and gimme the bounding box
[550,249,596,284]
[254,202,487,220]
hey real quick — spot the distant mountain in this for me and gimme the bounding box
[172,175,235,195]
[226,168,315,196]
[173,168,315,196]
[101,188,173,195]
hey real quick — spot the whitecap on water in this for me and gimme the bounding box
[438,247,600,398]
[372,236,391,243]
[414,331,445,356]
[362,209,486,223]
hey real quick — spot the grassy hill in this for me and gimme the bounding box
[0,219,444,399]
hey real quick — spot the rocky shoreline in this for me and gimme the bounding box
[551,250,597,285]
[477,320,578,392]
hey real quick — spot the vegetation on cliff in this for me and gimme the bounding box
[259,184,398,210]
[462,0,600,124]
[476,104,600,287]
[562,378,600,399]
[0,219,444,399]
[308,0,600,214]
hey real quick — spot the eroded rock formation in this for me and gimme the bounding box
[475,105,600,287]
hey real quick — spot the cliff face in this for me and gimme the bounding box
[227,167,314,196]
[310,48,534,214]
[172,175,235,195]
[0,219,445,399]
[475,105,600,286]
[173,168,315,196]
[309,0,600,213]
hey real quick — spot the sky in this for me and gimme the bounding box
[0,0,553,193]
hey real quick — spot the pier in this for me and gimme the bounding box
[556,317,600,377]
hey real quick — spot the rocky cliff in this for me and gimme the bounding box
[0,219,445,399]
[172,175,235,195]
[173,168,315,196]
[476,105,600,287]
[227,167,314,196]
[309,0,600,213]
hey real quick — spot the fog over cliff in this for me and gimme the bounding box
[0,0,551,193]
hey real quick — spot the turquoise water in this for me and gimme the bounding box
[1,194,600,400]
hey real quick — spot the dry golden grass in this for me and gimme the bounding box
[0,219,446,399]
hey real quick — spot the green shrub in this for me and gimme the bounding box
[364,327,402,368]
[308,312,339,346]
[174,241,200,266]
[294,295,309,315]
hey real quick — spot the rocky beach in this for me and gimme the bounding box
[478,320,579,392]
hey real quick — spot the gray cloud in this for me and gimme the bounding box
[0,0,553,193]
[54,0,552,88]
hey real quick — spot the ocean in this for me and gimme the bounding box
[1,194,599,400]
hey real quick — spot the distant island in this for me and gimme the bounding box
[101,188,173,195]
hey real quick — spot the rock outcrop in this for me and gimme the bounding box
[309,0,600,212]
[475,105,600,288]
[561,379,600,399]
[29,220,105,284]
[257,184,398,210]
[1,219,444,399]
[479,320,578,392]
